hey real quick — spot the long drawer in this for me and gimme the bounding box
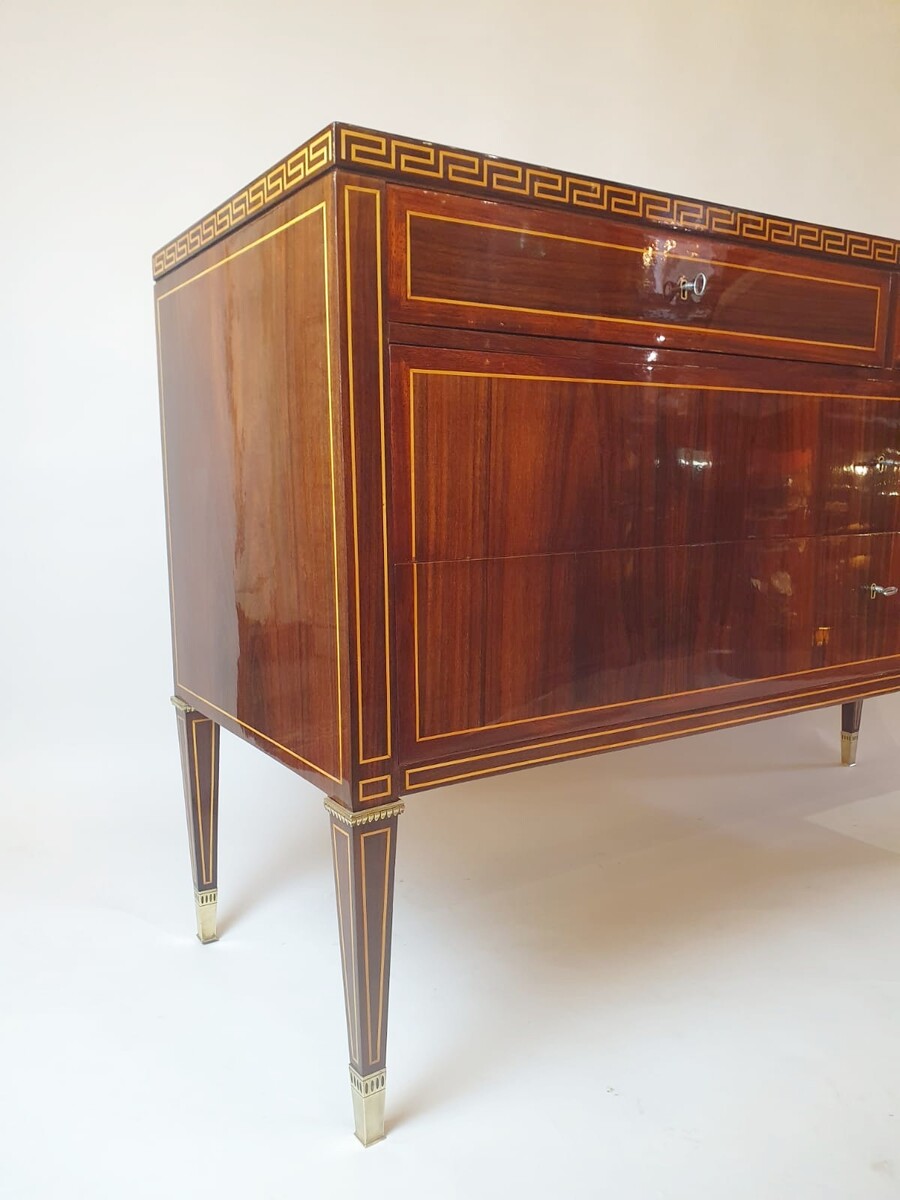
[387,186,891,367]
[391,345,900,562]
[396,533,900,760]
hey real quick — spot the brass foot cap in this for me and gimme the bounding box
[195,889,218,943]
[350,1067,386,1146]
[841,731,859,767]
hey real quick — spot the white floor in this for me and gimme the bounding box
[2,699,899,1199]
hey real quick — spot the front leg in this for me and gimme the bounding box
[325,796,404,1146]
[173,697,220,942]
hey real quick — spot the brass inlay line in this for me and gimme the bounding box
[408,366,900,743]
[190,717,207,884]
[409,210,884,292]
[207,719,216,886]
[359,775,392,803]
[405,210,882,353]
[155,303,180,682]
[321,201,345,785]
[408,367,900,404]
[157,200,344,786]
[155,124,900,280]
[344,185,392,765]
[152,127,333,278]
[405,676,900,790]
[177,687,342,784]
[340,126,900,268]
[360,827,391,1065]
[360,830,373,1064]
[331,824,360,1065]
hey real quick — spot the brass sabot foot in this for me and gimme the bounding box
[194,889,218,943]
[350,1067,386,1146]
[841,730,859,767]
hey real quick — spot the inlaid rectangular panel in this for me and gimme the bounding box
[397,538,825,755]
[388,187,890,367]
[392,348,900,563]
[156,178,347,789]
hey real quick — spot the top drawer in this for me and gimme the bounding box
[387,186,891,367]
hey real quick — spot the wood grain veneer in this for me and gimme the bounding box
[152,124,900,1143]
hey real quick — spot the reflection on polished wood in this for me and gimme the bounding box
[153,124,900,1142]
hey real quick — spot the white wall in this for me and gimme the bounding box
[2,0,898,772]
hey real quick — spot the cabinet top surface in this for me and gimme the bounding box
[151,121,900,281]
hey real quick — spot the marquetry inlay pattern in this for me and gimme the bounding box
[152,127,334,277]
[153,124,900,280]
[340,127,900,267]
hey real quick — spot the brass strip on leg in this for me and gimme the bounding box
[349,1066,386,1147]
[194,889,218,943]
[841,730,859,766]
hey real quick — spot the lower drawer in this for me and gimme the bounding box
[396,533,900,760]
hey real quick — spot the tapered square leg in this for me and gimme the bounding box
[841,700,864,766]
[173,697,220,942]
[326,796,403,1146]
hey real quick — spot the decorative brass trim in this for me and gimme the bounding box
[170,695,194,712]
[349,1065,386,1096]
[152,127,334,278]
[405,677,900,790]
[331,824,361,1064]
[404,208,883,354]
[340,126,900,268]
[156,200,345,786]
[154,124,900,282]
[841,729,859,766]
[194,888,217,944]
[409,367,900,744]
[349,1066,386,1147]
[325,797,404,826]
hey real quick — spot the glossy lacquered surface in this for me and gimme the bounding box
[156,176,349,795]
[390,342,900,761]
[155,153,900,802]
[394,351,900,562]
[388,187,891,368]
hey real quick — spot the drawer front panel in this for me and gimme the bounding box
[817,533,900,664]
[397,534,900,760]
[392,347,900,563]
[388,187,890,366]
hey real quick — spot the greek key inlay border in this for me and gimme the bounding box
[153,123,900,280]
[152,127,334,278]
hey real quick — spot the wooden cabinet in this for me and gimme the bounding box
[152,123,900,1145]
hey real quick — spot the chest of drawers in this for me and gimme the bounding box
[153,123,900,1144]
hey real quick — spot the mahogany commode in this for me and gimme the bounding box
[152,122,900,1144]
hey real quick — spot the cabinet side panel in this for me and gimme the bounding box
[156,178,347,788]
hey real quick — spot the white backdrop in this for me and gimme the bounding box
[2,3,900,1197]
